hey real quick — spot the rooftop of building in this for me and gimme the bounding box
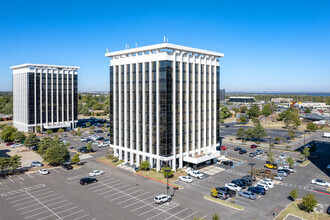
[105,43,224,58]
[10,63,80,70]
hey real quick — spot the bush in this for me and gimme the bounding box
[46,130,53,135]
[86,143,92,152]
[255,141,261,144]
[286,145,291,150]
[58,128,64,133]
[212,213,220,220]
[300,193,318,213]
[71,154,80,164]
[289,188,298,201]
[90,125,95,130]
[140,160,150,171]
[162,167,173,178]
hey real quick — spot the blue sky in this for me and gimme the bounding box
[0,0,329,92]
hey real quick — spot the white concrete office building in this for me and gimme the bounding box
[10,64,79,133]
[106,43,224,171]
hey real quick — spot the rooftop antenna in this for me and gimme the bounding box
[125,44,127,49]
[106,48,109,53]
[128,44,129,49]
[136,43,137,48]
[164,36,166,43]
[167,37,168,43]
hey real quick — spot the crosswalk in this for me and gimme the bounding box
[224,169,246,176]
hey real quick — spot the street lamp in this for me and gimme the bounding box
[164,166,171,202]
[268,135,271,152]
[248,163,255,179]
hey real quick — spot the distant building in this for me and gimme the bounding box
[229,96,255,104]
[220,89,225,102]
[293,102,330,113]
[271,98,293,103]
[10,64,79,132]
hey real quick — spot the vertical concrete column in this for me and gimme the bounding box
[198,56,202,154]
[142,61,146,161]
[172,52,177,171]
[130,63,134,165]
[186,55,190,157]
[136,62,140,167]
[213,63,217,145]
[149,58,153,166]
[179,53,183,169]
[203,57,207,152]
[156,60,160,171]
[192,56,196,156]
[113,65,117,154]
[124,64,128,163]
[208,61,212,149]
[118,64,122,160]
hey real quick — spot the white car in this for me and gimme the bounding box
[80,137,87,142]
[263,178,275,184]
[38,169,49,175]
[282,166,295,173]
[97,142,108,147]
[154,194,171,204]
[179,176,193,183]
[187,170,204,179]
[258,180,274,189]
[279,154,288,159]
[225,183,242,191]
[31,161,44,167]
[310,179,330,187]
[274,176,283,181]
[89,170,105,177]
[255,183,269,191]
[11,144,22,148]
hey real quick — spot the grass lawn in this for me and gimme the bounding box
[97,156,124,166]
[299,160,311,167]
[276,200,330,220]
[204,196,244,210]
[137,169,186,188]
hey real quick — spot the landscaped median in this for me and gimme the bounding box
[135,170,184,189]
[96,156,124,167]
[204,196,244,211]
[299,160,311,167]
[275,200,329,220]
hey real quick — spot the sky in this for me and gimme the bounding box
[0,0,329,92]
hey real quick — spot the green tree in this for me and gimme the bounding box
[287,157,295,167]
[36,125,41,133]
[262,103,273,116]
[86,122,91,127]
[309,143,317,152]
[232,107,239,113]
[239,115,248,124]
[212,214,220,220]
[90,125,95,130]
[58,128,64,133]
[77,131,82,136]
[279,107,301,129]
[253,122,268,140]
[71,154,80,164]
[300,193,318,213]
[306,122,318,132]
[220,119,224,125]
[244,128,254,140]
[162,167,173,178]
[289,188,298,201]
[44,144,70,166]
[0,157,9,174]
[236,128,245,140]
[38,137,57,155]
[274,136,281,144]
[9,155,21,173]
[25,133,39,148]
[140,160,150,171]
[14,131,26,143]
[86,142,92,152]
[302,147,310,158]
[247,104,260,119]
[81,106,90,116]
[240,105,247,113]
[288,129,295,140]
[304,107,311,113]
[267,152,274,164]
[1,126,17,142]
[220,106,232,119]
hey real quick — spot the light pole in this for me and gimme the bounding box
[249,163,255,179]
[304,130,306,146]
[164,165,171,202]
[268,135,271,152]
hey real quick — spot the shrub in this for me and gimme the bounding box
[289,188,298,201]
[46,130,53,135]
[162,167,173,178]
[71,154,80,164]
[140,160,150,171]
[90,125,95,130]
[255,141,261,144]
[300,193,318,213]
[58,128,64,133]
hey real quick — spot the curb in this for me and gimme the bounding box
[204,196,244,211]
[134,173,177,188]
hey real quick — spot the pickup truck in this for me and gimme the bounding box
[323,132,330,138]
[187,170,204,179]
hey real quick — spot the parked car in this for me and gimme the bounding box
[234,147,242,151]
[250,144,258,148]
[81,137,88,142]
[277,169,290,175]
[38,169,49,175]
[239,149,247,154]
[277,170,288,177]
[264,163,278,170]
[279,154,288,159]
[242,175,256,182]
[78,147,89,153]
[231,179,247,189]
[89,170,105,177]
[225,124,230,128]
[6,142,14,146]
[179,176,193,183]
[96,137,105,141]
[278,166,295,173]
[255,183,269,191]
[310,179,330,187]
[187,170,204,179]
[240,178,252,186]
[249,152,257,157]
[31,146,38,151]
[11,144,22,148]
[239,191,257,200]
[221,161,233,166]
[80,177,98,185]
[327,205,330,214]
[31,161,44,167]
[62,163,73,170]
[225,183,242,191]
[217,187,236,197]
[258,180,274,189]
[262,178,275,184]
[274,175,283,181]
[248,186,266,195]
[154,194,171,204]
[256,149,264,154]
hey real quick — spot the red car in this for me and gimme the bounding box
[220,145,227,150]
[6,142,14,146]
[251,144,258,148]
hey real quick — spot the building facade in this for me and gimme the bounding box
[228,96,255,104]
[220,89,225,102]
[106,43,224,171]
[10,64,79,132]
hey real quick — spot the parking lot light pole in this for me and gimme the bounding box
[164,166,171,203]
[304,130,306,146]
[268,136,271,152]
[248,163,255,179]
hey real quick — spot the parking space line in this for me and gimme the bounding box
[116,191,147,205]
[103,184,132,197]
[157,207,189,220]
[182,211,198,220]
[6,193,30,200]
[42,196,64,204]
[9,196,31,204]
[13,199,37,207]
[38,193,58,200]
[51,168,60,173]
[16,203,39,211]
[24,210,50,219]
[123,196,153,208]
[56,206,79,214]
[73,214,90,220]
[34,191,55,197]
[17,175,24,181]
[7,177,14,182]
[131,202,153,212]
[110,190,136,201]
[51,203,73,210]
[92,187,109,193]
[46,200,67,207]
[103,186,133,199]
[86,184,104,190]
[25,173,34,178]
[20,206,44,215]
[61,210,84,219]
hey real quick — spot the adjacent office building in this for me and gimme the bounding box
[106,43,224,171]
[220,89,225,102]
[10,64,79,133]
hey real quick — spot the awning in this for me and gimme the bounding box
[183,150,220,164]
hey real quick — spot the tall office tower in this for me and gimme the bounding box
[106,43,224,171]
[220,89,225,102]
[10,64,79,133]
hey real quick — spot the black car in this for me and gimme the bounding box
[248,186,266,195]
[62,163,73,170]
[240,178,252,186]
[78,147,89,153]
[107,133,110,136]
[231,179,247,189]
[239,149,247,154]
[94,130,104,134]
[225,125,230,128]
[249,152,257,157]
[221,161,234,166]
[243,175,256,182]
[80,177,98,185]
[234,147,242,151]
[327,205,330,214]
[31,146,38,151]
[218,187,236,197]
[96,137,104,141]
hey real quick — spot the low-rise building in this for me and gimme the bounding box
[228,96,255,104]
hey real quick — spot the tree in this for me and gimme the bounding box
[71,154,80,164]
[302,147,310,159]
[14,132,26,143]
[309,143,317,153]
[36,125,41,133]
[38,137,57,155]
[77,131,82,136]
[274,137,281,144]
[220,119,224,125]
[81,106,90,116]
[162,167,173,178]
[244,128,254,140]
[300,193,318,213]
[86,122,91,127]
[86,142,92,152]
[289,189,298,201]
[239,115,248,124]
[0,126,17,142]
[279,107,301,129]
[220,106,232,119]
[240,106,247,113]
[44,144,70,166]
[236,128,245,140]
[287,157,295,167]
[9,155,21,173]
[46,130,53,135]
[25,133,39,148]
[0,157,9,174]
[252,122,268,140]
[90,125,95,130]
[232,107,239,113]
[306,122,318,132]
[288,129,295,140]
[212,214,220,220]
[58,128,64,133]
[140,160,150,171]
[247,104,260,119]
[262,103,273,116]
[304,107,311,114]
[268,152,274,164]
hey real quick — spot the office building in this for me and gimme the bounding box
[10,64,79,132]
[106,43,224,171]
[220,89,225,102]
[229,96,255,104]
